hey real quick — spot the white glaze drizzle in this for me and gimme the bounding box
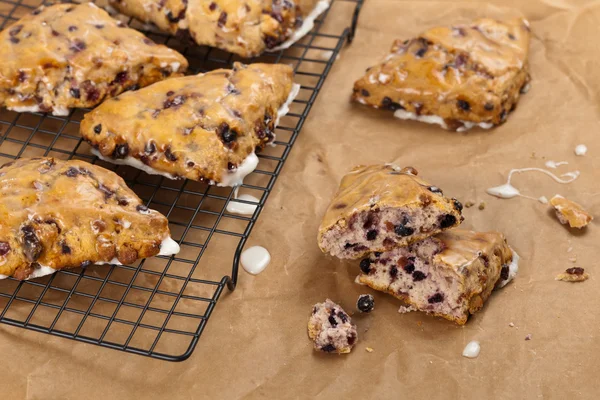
[462,341,481,358]
[226,194,259,215]
[486,168,580,200]
[538,196,549,204]
[393,109,493,132]
[268,0,331,52]
[240,246,271,275]
[158,236,180,256]
[575,144,587,156]
[545,160,568,169]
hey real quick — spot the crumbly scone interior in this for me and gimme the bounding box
[308,299,357,353]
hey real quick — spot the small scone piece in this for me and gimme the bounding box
[0,3,187,116]
[318,165,463,259]
[550,195,593,229]
[109,0,330,57]
[0,158,180,280]
[352,18,531,131]
[308,299,357,354]
[358,230,514,325]
[555,267,589,282]
[81,63,298,186]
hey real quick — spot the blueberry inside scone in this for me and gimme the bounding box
[308,299,357,354]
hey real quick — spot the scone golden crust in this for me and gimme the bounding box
[358,230,514,325]
[550,195,593,229]
[555,267,589,282]
[0,158,179,280]
[318,165,463,259]
[109,0,329,57]
[0,3,187,116]
[352,18,531,131]
[81,63,295,185]
[308,299,357,354]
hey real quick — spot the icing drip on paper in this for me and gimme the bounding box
[240,246,271,275]
[486,168,580,200]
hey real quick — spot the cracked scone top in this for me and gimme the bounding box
[81,63,296,185]
[358,230,514,325]
[352,18,531,131]
[0,158,179,280]
[318,165,463,259]
[110,0,329,57]
[0,3,187,116]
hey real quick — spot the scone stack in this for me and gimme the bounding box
[318,164,516,325]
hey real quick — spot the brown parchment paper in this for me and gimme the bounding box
[2,0,600,398]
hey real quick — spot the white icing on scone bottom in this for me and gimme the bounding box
[159,236,180,256]
[275,83,300,127]
[226,194,259,215]
[92,149,179,180]
[268,0,331,52]
[393,109,493,132]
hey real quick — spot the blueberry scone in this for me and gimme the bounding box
[0,158,180,280]
[109,0,331,57]
[352,18,531,131]
[550,195,593,229]
[308,299,357,354]
[81,63,298,186]
[318,165,463,259]
[357,230,515,325]
[0,3,187,116]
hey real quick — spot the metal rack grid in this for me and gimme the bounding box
[0,0,363,361]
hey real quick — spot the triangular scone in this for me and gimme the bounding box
[81,63,298,186]
[352,18,531,132]
[317,165,464,259]
[358,230,515,325]
[109,0,330,57]
[0,158,180,280]
[0,3,187,116]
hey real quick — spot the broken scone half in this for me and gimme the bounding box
[308,299,357,354]
[358,230,515,325]
[352,18,531,131]
[550,195,593,229]
[0,158,180,280]
[318,165,463,259]
[0,2,187,116]
[81,62,299,186]
[109,0,330,57]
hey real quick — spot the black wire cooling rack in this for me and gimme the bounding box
[0,0,364,361]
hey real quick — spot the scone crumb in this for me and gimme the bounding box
[525,334,532,341]
[508,322,515,327]
[464,201,475,208]
[416,321,423,327]
[555,267,589,282]
[568,256,577,263]
[478,201,486,210]
[365,347,374,353]
[550,195,593,229]
[308,299,358,354]
[398,304,417,314]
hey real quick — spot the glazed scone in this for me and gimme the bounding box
[352,18,531,131]
[308,299,357,354]
[81,63,298,186]
[358,230,514,325]
[0,3,187,116]
[109,0,331,57]
[550,195,593,229]
[318,165,463,259]
[0,158,180,280]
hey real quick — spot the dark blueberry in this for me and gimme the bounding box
[227,162,236,170]
[70,88,81,99]
[321,344,336,353]
[0,242,10,257]
[453,199,463,212]
[217,11,227,27]
[209,2,217,11]
[143,38,155,46]
[9,24,23,37]
[428,186,443,195]
[403,263,415,274]
[439,214,457,228]
[356,294,374,313]
[360,89,370,97]
[337,311,348,323]
[270,10,283,23]
[21,225,42,262]
[98,184,114,199]
[117,198,129,206]
[366,230,378,241]
[61,242,71,254]
[227,84,240,95]
[566,267,585,275]
[65,6,74,12]
[428,293,444,304]
[359,258,371,274]
[70,39,86,52]
[65,167,80,177]
[187,161,195,168]
[218,123,237,143]
[80,260,92,268]
[457,99,471,112]
[32,8,42,15]
[264,35,278,49]
[484,102,494,111]
[415,47,427,58]
[51,29,59,37]
[347,332,356,346]
[68,25,78,32]
[95,24,104,29]
[394,224,414,237]
[344,242,356,249]
[166,10,180,22]
[480,254,489,267]
[453,27,467,37]
[114,143,129,158]
[500,265,509,281]
[414,102,423,115]
[164,94,186,109]
[164,146,178,161]
[412,271,426,281]
[93,124,102,134]
[390,265,398,279]
[136,205,149,213]
[17,70,26,83]
[166,90,175,96]
[508,33,516,40]
[113,71,128,85]
[374,252,382,257]
[328,315,338,327]
[454,53,467,68]
[500,109,508,121]
[9,37,19,44]
[82,81,100,102]
[125,84,140,92]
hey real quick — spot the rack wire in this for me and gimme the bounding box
[0,0,363,361]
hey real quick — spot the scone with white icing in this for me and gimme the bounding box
[0,3,187,116]
[81,63,298,186]
[109,0,330,57]
[352,18,531,131]
[550,195,593,229]
[318,165,463,259]
[358,230,515,325]
[308,299,357,354]
[0,158,179,280]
